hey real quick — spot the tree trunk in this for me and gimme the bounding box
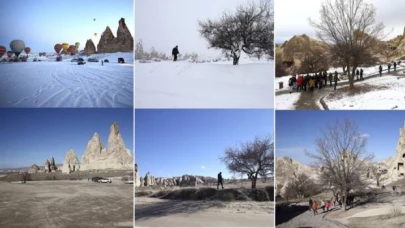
[377,178,380,187]
[233,53,240,65]
[251,177,257,189]
[347,63,355,89]
[341,191,348,211]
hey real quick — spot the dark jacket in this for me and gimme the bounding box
[172,46,179,56]
[218,173,223,181]
[334,72,339,82]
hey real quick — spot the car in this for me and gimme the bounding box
[118,58,125,64]
[91,177,103,182]
[56,56,62,61]
[104,59,109,63]
[124,180,134,184]
[77,58,86,65]
[87,58,99,62]
[98,178,112,183]
[71,58,78,62]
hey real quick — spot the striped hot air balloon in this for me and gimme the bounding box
[7,51,14,58]
[54,44,62,54]
[24,47,31,55]
[0,46,6,57]
[10,40,25,58]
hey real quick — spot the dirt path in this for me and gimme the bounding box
[0,180,133,228]
[277,209,344,228]
[135,197,273,227]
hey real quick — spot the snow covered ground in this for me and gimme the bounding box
[325,75,405,110]
[135,57,274,108]
[0,52,133,107]
[275,93,300,110]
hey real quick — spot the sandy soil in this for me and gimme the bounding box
[135,197,273,227]
[0,180,133,228]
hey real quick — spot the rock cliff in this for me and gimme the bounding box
[62,150,80,174]
[84,39,96,56]
[97,18,133,53]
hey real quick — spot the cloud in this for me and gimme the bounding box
[200,165,206,169]
[355,133,370,139]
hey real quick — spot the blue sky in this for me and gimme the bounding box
[276,111,405,165]
[0,109,133,169]
[135,109,274,179]
[0,0,134,53]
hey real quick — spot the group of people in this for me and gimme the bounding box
[308,193,355,216]
[378,61,402,76]
[288,70,341,93]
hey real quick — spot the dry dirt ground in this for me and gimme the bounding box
[0,180,133,228]
[135,180,274,227]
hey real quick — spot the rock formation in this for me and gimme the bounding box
[50,157,57,171]
[80,122,133,171]
[62,150,80,174]
[97,18,133,53]
[135,163,140,187]
[275,157,318,197]
[44,159,50,173]
[378,121,405,184]
[28,164,40,173]
[84,39,96,56]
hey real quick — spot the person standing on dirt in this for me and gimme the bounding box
[308,198,313,211]
[394,61,397,71]
[172,45,180,62]
[312,201,318,215]
[360,69,364,81]
[379,65,383,76]
[217,172,224,189]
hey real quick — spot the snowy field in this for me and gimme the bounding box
[0,52,133,107]
[275,93,300,110]
[325,75,405,110]
[135,57,274,108]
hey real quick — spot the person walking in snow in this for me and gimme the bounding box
[379,65,383,76]
[360,69,364,81]
[217,172,224,189]
[356,69,360,81]
[394,61,397,71]
[334,71,339,90]
[308,198,313,211]
[172,45,180,62]
[329,72,333,87]
[388,63,391,73]
[101,60,104,66]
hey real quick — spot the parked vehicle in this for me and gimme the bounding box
[91,177,103,182]
[124,180,134,184]
[87,58,99,62]
[78,58,86,65]
[118,58,125,64]
[71,58,78,62]
[104,59,109,63]
[98,178,112,183]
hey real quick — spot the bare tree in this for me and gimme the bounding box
[299,48,330,73]
[309,0,388,89]
[221,136,274,189]
[135,39,144,60]
[370,165,382,187]
[283,173,318,200]
[198,0,273,65]
[306,118,374,211]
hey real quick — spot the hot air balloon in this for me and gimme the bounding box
[61,43,69,52]
[7,51,13,58]
[10,40,25,58]
[0,46,6,57]
[93,18,96,21]
[24,47,31,55]
[54,44,62,54]
[94,33,97,37]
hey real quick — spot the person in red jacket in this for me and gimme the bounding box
[296,75,303,92]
